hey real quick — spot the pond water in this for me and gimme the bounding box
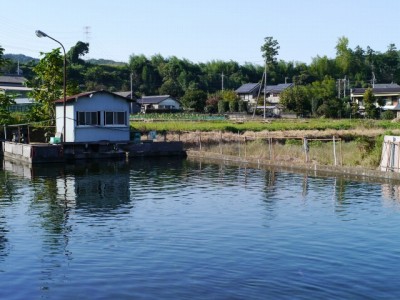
[1,158,400,299]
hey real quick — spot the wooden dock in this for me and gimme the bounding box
[1,141,186,164]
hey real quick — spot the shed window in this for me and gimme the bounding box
[104,111,126,125]
[76,111,100,126]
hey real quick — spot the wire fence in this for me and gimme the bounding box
[144,130,345,167]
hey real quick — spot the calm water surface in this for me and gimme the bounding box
[1,158,400,299]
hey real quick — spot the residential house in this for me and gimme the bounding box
[54,90,132,143]
[0,75,34,112]
[264,83,294,104]
[235,83,261,104]
[350,83,400,115]
[236,82,293,115]
[114,91,141,113]
[137,95,181,112]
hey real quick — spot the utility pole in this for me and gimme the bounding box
[372,72,376,88]
[343,76,347,98]
[130,73,133,100]
[221,72,224,91]
[264,62,267,119]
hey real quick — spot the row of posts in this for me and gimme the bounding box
[196,131,342,166]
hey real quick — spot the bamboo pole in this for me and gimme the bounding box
[244,136,247,158]
[220,131,222,154]
[333,136,337,166]
[199,132,202,152]
[238,131,240,157]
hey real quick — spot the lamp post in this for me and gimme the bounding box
[35,30,67,142]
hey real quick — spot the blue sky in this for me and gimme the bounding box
[1,0,400,65]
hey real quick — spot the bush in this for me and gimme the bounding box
[381,110,395,120]
[238,100,247,112]
[218,101,228,114]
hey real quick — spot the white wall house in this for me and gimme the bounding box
[235,83,260,104]
[137,95,181,111]
[55,91,131,143]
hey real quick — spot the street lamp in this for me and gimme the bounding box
[36,30,67,142]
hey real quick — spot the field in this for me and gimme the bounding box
[130,116,400,136]
[130,116,400,168]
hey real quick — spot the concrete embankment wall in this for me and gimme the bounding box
[2,142,64,163]
[1,141,186,164]
[187,150,400,182]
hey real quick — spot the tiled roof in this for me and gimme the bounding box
[264,83,293,93]
[352,84,400,95]
[0,75,27,85]
[137,95,172,104]
[235,83,260,94]
[54,90,133,104]
[115,91,134,99]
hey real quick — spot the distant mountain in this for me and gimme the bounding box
[4,54,39,63]
[4,53,126,66]
[85,58,126,66]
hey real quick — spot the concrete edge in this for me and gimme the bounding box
[186,150,400,183]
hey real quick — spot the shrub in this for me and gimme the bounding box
[381,110,395,120]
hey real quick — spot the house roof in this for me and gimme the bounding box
[352,84,400,96]
[264,83,293,93]
[54,90,133,104]
[235,83,260,94]
[0,75,27,86]
[115,91,135,99]
[137,95,174,105]
[0,85,32,91]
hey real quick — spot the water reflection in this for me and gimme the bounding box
[2,158,400,298]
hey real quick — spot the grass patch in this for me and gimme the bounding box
[131,118,400,133]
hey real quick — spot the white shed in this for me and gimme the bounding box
[55,90,131,143]
[138,95,181,111]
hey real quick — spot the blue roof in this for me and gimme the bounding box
[264,83,293,93]
[235,83,260,94]
[137,95,174,104]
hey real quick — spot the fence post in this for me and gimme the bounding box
[238,131,240,157]
[333,136,337,166]
[244,136,247,158]
[220,131,222,155]
[340,138,343,166]
[303,137,309,163]
[269,137,273,160]
[199,132,202,152]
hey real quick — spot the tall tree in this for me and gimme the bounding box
[28,49,64,122]
[260,37,280,69]
[67,41,89,65]
[335,36,352,75]
[363,88,377,118]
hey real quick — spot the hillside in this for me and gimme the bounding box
[4,53,125,66]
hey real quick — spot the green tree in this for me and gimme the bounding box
[363,88,377,119]
[28,49,64,122]
[67,41,89,65]
[261,36,280,68]
[335,36,352,75]
[181,89,207,112]
[218,100,228,114]
[0,92,15,124]
[0,45,7,70]
[280,85,311,117]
